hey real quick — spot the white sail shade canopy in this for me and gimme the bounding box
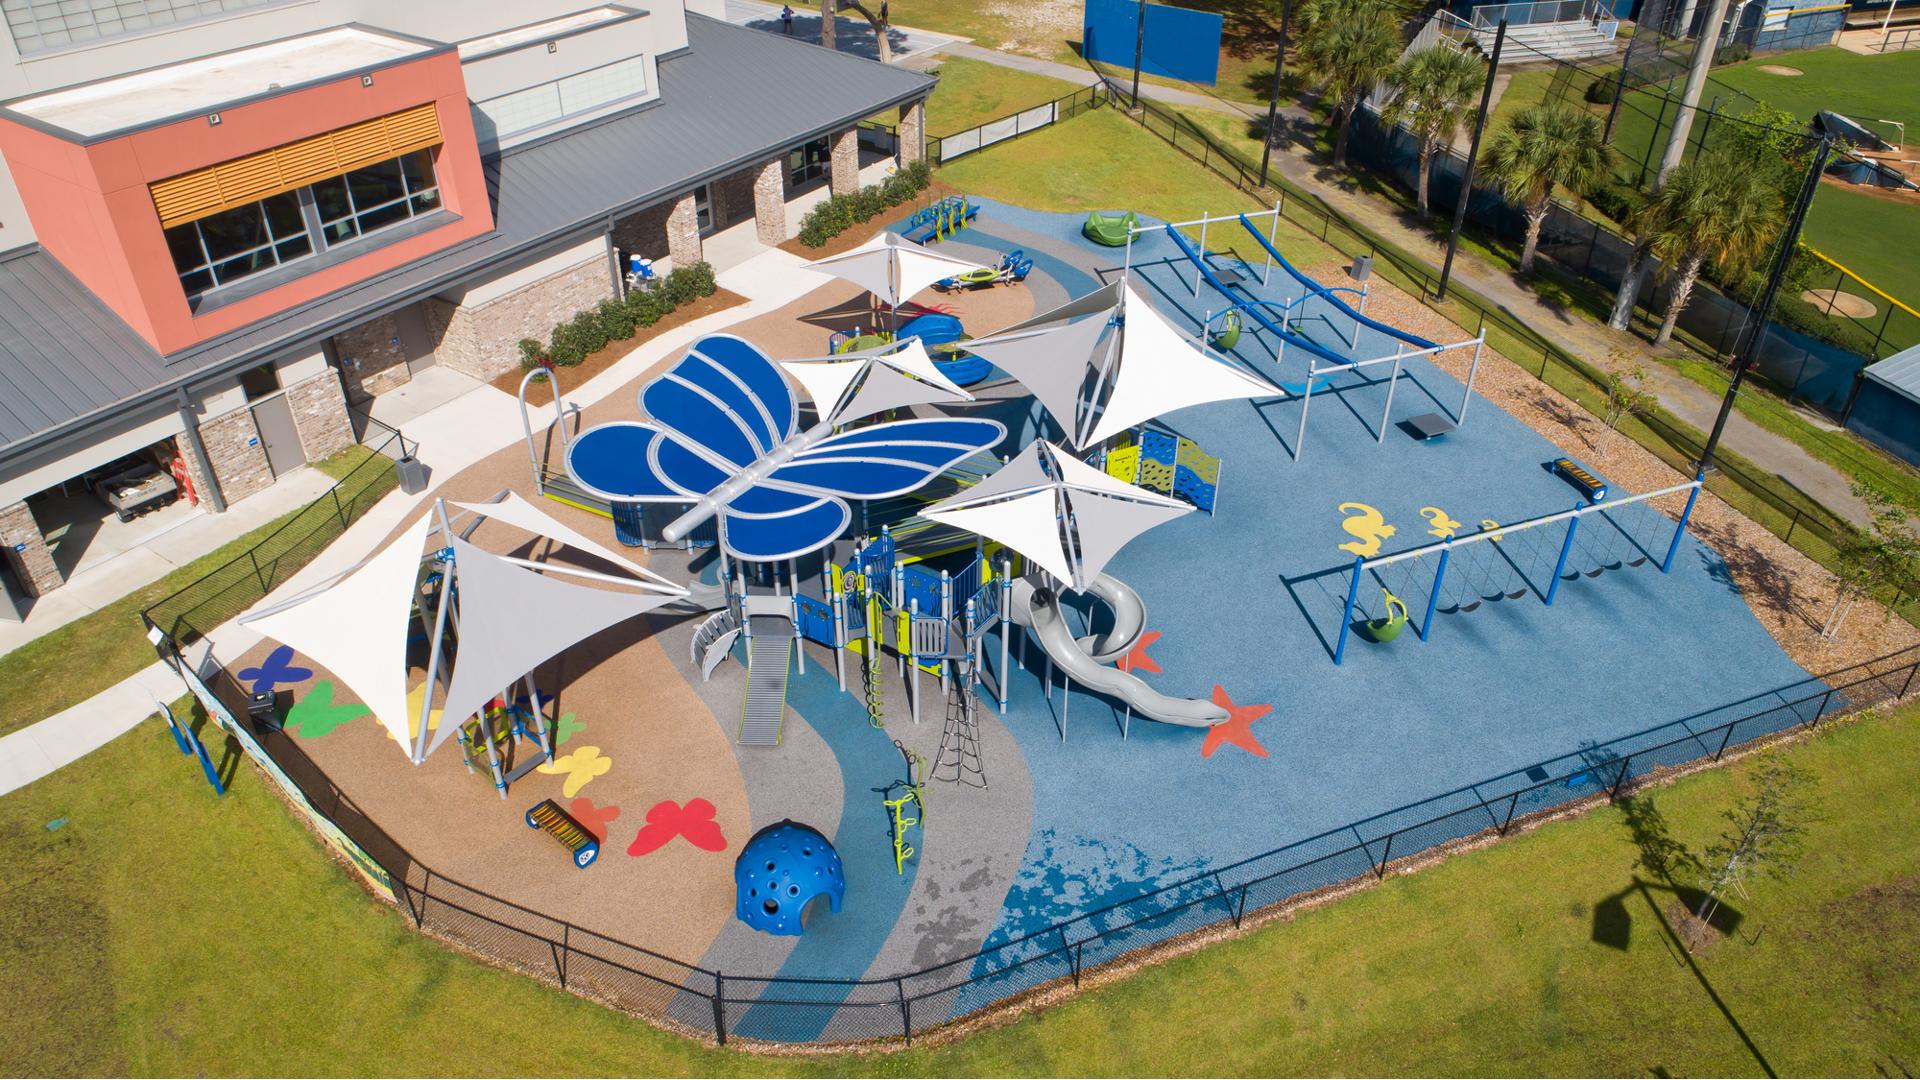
[921,441,1192,592]
[244,513,432,748]
[779,337,973,423]
[449,492,685,592]
[800,230,987,309]
[963,283,1280,449]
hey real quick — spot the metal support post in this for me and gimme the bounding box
[1333,555,1363,665]
[1420,544,1451,641]
[1545,505,1582,606]
[1661,475,1704,573]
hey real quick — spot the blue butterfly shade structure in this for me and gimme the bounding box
[565,334,1006,563]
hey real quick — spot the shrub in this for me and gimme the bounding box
[1585,76,1618,105]
[547,318,591,367]
[1586,182,1643,226]
[681,260,718,297]
[599,296,636,341]
[628,287,663,327]
[798,159,934,246]
[517,337,549,372]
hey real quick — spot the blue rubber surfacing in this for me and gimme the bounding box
[701,200,1820,1032]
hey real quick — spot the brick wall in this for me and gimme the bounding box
[170,434,218,510]
[667,192,703,269]
[426,255,615,381]
[286,370,356,462]
[333,314,409,403]
[898,99,925,166]
[198,406,274,505]
[752,157,787,246]
[830,127,861,196]
[0,499,61,597]
[712,166,756,230]
[613,202,673,267]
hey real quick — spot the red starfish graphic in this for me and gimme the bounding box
[1200,685,1274,759]
[627,798,727,856]
[1119,630,1162,674]
[567,797,620,841]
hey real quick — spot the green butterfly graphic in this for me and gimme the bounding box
[285,680,370,738]
[554,712,586,745]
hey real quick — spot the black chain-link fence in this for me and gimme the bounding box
[167,616,1920,1048]
[142,421,412,646]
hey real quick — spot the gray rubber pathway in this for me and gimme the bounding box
[943,43,1875,527]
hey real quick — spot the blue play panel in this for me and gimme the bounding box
[682,201,1821,1035]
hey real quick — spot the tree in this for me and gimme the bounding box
[1477,104,1614,276]
[1632,149,1787,346]
[1608,101,1804,331]
[820,0,892,64]
[1297,0,1402,170]
[1692,758,1816,934]
[1602,361,1652,429]
[1381,46,1486,213]
[1823,480,1920,639]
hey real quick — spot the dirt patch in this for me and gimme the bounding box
[486,288,747,395]
[1802,288,1878,319]
[979,0,1081,58]
[1316,261,1920,674]
[1757,64,1804,75]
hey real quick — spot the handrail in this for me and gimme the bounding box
[1158,223,1354,366]
[1236,212,1439,351]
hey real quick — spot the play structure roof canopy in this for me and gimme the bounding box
[961,282,1280,449]
[800,230,986,309]
[245,496,686,763]
[779,337,973,422]
[922,440,1192,591]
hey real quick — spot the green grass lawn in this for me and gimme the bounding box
[1712,47,1920,135]
[4,689,1914,1075]
[924,56,1084,135]
[0,446,382,737]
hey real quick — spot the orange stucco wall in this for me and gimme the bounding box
[0,49,493,356]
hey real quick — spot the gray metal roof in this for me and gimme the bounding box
[1863,343,1920,407]
[0,13,931,462]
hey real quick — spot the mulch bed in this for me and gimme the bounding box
[486,287,749,395]
[774,178,966,260]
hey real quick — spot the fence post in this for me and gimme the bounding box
[249,548,267,593]
[1714,721,1737,761]
[1235,883,1249,928]
[711,973,727,1045]
[898,978,912,1045]
[1374,832,1394,879]
[1609,754,1632,800]
[1063,928,1080,987]
[332,486,348,529]
[1811,688,1834,727]
[1499,791,1521,834]
[555,925,569,988]
[1901,661,1918,700]
[1545,505,1581,605]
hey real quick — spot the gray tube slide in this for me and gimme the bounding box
[1009,576,1229,728]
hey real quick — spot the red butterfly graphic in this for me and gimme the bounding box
[627,798,727,856]
[567,797,621,841]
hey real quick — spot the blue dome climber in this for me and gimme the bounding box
[734,820,844,936]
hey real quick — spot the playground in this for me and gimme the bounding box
[216,194,1825,1043]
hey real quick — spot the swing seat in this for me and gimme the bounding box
[1360,614,1406,643]
[1456,601,1481,613]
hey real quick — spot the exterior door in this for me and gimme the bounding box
[251,395,306,478]
[395,303,437,376]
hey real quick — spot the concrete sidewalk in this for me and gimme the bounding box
[0,247,828,797]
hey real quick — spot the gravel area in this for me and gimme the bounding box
[1314,262,1920,676]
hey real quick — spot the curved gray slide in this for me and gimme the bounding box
[1009,577,1229,728]
[1076,573,1145,664]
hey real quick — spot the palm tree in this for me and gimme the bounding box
[1381,46,1486,213]
[1634,149,1787,345]
[1478,104,1614,275]
[1298,0,1403,170]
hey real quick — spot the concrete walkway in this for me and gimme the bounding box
[0,247,829,797]
[944,43,1873,526]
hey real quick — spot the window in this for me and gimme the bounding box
[693,184,713,232]
[473,55,650,144]
[311,150,440,247]
[238,364,280,401]
[788,137,831,190]
[165,191,311,295]
[162,150,439,297]
[3,0,286,54]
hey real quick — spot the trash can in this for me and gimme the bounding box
[248,689,282,732]
[1349,255,1373,282]
[396,454,430,495]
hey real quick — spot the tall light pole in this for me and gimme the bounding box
[1436,21,1505,304]
[1698,136,1833,473]
[1259,0,1293,190]
[1131,0,1148,108]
